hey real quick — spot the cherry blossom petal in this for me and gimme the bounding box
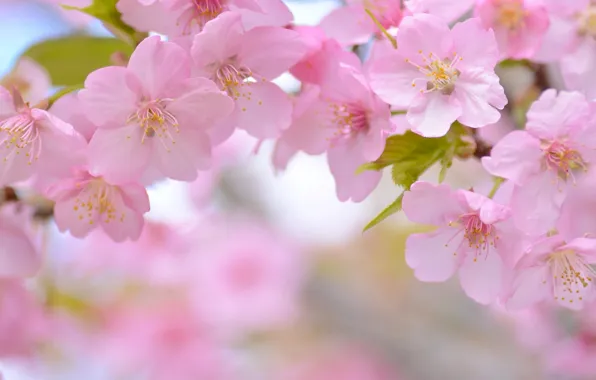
[405,229,460,282]
[459,251,503,305]
[0,224,39,278]
[402,181,464,225]
[319,5,375,46]
[407,92,461,137]
[506,265,551,310]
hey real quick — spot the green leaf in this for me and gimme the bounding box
[363,193,404,232]
[62,0,138,43]
[22,36,134,86]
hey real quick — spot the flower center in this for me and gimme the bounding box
[542,140,587,182]
[177,0,227,34]
[577,5,596,37]
[328,102,369,143]
[495,0,526,30]
[0,112,40,165]
[548,249,595,304]
[73,180,125,225]
[406,52,462,95]
[446,212,499,259]
[129,99,179,152]
[214,63,253,99]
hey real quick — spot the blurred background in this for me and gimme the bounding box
[0,1,560,379]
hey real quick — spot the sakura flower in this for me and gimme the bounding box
[79,36,234,184]
[319,0,402,45]
[0,87,86,187]
[403,181,521,304]
[368,14,507,137]
[475,0,550,59]
[49,168,150,242]
[190,12,307,139]
[482,90,596,235]
[404,0,475,23]
[276,64,393,202]
[0,58,51,105]
[506,235,596,310]
[0,204,40,278]
[50,92,97,142]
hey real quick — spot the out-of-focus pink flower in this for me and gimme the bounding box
[477,110,516,146]
[0,280,47,358]
[49,92,97,142]
[190,12,307,139]
[41,0,94,27]
[190,219,304,334]
[281,345,399,380]
[49,168,150,242]
[0,58,51,106]
[276,64,393,202]
[483,90,596,235]
[319,0,402,45]
[97,304,228,380]
[79,36,234,184]
[368,14,506,137]
[558,173,596,240]
[475,0,549,59]
[403,181,523,304]
[404,0,475,23]
[0,204,40,278]
[0,87,86,187]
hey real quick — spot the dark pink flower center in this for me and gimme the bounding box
[447,213,499,259]
[494,0,527,31]
[548,249,595,305]
[406,52,462,96]
[0,112,40,165]
[543,140,587,181]
[214,63,253,98]
[328,102,370,143]
[129,99,180,152]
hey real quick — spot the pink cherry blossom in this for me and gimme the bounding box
[190,219,304,333]
[0,203,40,278]
[403,181,522,304]
[475,0,550,59]
[319,0,402,45]
[190,12,307,139]
[482,90,596,235]
[79,36,234,184]
[558,173,596,240]
[0,58,51,105]
[404,0,475,23]
[0,87,86,187]
[507,235,596,310]
[368,14,507,137]
[49,168,150,242]
[276,63,393,202]
[50,92,97,142]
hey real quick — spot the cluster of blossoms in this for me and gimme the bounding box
[3,0,596,377]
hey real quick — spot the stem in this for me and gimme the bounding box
[365,9,397,49]
[488,177,504,199]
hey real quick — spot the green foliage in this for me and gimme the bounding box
[361,124,467,232]
[22,36,134,87]
[62,0,138,43]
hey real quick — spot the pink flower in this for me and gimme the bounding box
[49,92,97,142]
[404,0,475,23]
[368,14,507,137]
[0,87,86,187]
[506,235,596,310]
[276,64,393,202]
[0,204,40,278]
[190,12,307,139]
[319,0,402,45]
[482,90,596,235]
[79,36,234,184]
[403,181,521,304]
[190,219,303,334]
[0,58,51,105]
[49,169,150,242]
[475,0,550,59]
[558,173,596,240]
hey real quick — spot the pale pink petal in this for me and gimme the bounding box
[459,251,503,305]
[533,17,577,62]
[100,193,145,242]
[0,224,39,278]
[402,181,465,225]
[368,51,422,108]
[53,195,97,238]
[407,92,461,137]
[395,13,453,65]
[453,69,503,128]
[561,38,596,101]
[0,142,35,186]
[120,183,151,214]
[450,17,500,69]
[526,89,590,139]
[88,124,152,184]
[239,26,307,79]
[79,66,140,127]
[49,92,97,141]
[117,0,179,35]
[238,0,293,30]
[327,144,382,202]
[0,87,16,118]
[234,81,292,138]
[127,36,191,99]
[319,5,375,46]
[481,131,542,185]
[558,174,596,241]
[404,0,475,23]
[154,128,212,180]
[405,228,460,282]
[272,139,298,171]
[361,115,392,162]
[506,265,551,310]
